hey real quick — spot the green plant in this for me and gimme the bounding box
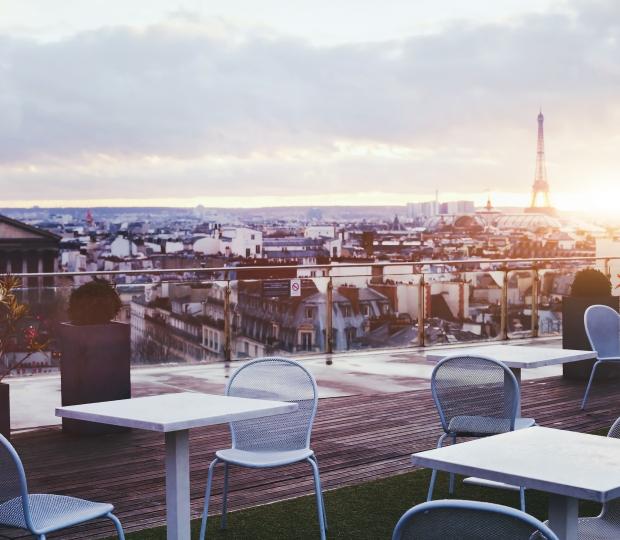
[68,277,122,325]
[0,275,47,381]
[570,268,612,297]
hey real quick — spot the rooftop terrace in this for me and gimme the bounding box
[3,340,617,539]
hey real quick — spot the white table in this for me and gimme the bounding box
[426,345,596,383]
[412,426,620,540]
[56,392,298,540]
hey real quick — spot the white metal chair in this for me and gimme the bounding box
[0,434,125,540]
[427,355,536,510]
[581,304,620,410]
[392,499,559,539]
[199,357,326,540]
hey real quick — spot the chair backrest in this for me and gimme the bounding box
[392,500,559,540]
[0,434,33,530]
[226,357,318,452]
[431,355,519,434]
[601,417,620,520]
[584,305,620,359]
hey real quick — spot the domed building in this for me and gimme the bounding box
[492,214,561,232]
[424,214,487,232]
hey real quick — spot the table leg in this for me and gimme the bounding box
[548,494,578,540]
[505,367,522,416]
[165,430,191,540]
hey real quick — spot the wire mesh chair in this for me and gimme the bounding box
[581,305,620,410]
[392,500,559,540]
[0,434,125,540]
[539,416,620,538]
[199,357,326,540]
[427,355,536,510]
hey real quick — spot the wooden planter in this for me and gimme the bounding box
[0,382,9,440]
[59,321,131,434]
[562,296,620,380]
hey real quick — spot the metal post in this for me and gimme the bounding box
[531,267,539,338]
[604,258,611,279]
[500,267,509,340]
[223,281,232,362]
[418,274,426,347]
[326,277,334,363]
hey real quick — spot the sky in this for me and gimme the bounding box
[0,0,619,212]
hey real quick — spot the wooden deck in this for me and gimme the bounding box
[4,375,619,539]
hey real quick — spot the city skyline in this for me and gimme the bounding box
[1,0,619,214]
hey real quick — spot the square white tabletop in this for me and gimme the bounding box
[55,392,298,432]
[412,426,620,503]
[425,345,596,369]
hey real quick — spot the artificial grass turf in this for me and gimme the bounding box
[106,468,603,540]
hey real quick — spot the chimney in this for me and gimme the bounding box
[338,285,360,312]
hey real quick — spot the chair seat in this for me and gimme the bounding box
[216,448,314,467]
[0,494,113,534]
[448,415,536,436]
[541,515,620,540]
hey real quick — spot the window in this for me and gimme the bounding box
[342,305,352,317]
[305,307,315,319]
[245,248,251,257]
[346,327,356,349]
[300,332,313,351]
[256,245,261,254]
[361,304,369,316]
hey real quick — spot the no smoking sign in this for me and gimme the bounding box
[290,278,301,297]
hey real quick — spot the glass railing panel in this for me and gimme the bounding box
[537,267,564,337]
[4,257,620,376]
[506,268,534,339]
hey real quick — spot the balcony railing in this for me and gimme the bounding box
[4,255,618,366]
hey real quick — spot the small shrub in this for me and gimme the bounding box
[570,268,612,297]
[68,278,122,325]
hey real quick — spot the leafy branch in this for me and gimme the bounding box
[0,275,48,382]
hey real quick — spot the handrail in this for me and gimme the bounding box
[1,255,615,279]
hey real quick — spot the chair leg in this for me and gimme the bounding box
[107,512,126,540]
[581,361,601,410]
[427,433,449,502]
[199,457,220,540]
[310,455,328,530]
[221,462,229,530]
[519,487,526,512]
[307,458,326,540]
[448,435,457,495]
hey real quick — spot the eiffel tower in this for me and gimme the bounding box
[526,110,556,215]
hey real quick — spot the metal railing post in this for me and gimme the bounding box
[418,274,426,347]
[326,277,334,359]
[531,266,540,338]
[500,267,509,340]
[223,280,232,362]
[604,258,612,279]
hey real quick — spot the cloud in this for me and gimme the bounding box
[0,0,619,204]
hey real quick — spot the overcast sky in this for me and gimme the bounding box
[1,0,618,211]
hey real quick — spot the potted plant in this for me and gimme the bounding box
[59,277,131,434]
[562,268,619,379]
[0,275,47,439]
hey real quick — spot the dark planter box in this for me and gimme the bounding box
[0,382,9,440]
[562,296,620,380]
[59,321,131,434]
